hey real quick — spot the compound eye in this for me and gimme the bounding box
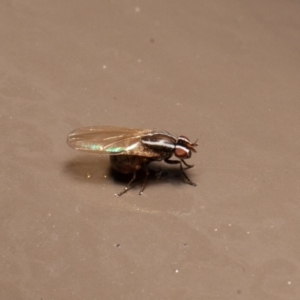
[175,146,190,158]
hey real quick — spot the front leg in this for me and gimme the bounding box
[164,159,197,186]
[181,159,194,169]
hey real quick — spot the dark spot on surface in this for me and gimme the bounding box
[237,289,242,294]
[115,243,121,248]
[150,38,155,43]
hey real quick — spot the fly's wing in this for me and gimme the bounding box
[67,126,161,158]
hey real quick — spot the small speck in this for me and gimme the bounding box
[287,281,292,285]
[116,244,121,248]
[103,65,107,69]
[135,7,141,13]
[214,228,218,232]
[104,175,107,178]
[228,224,232,227]
[137,59,142,63]
[175,269,179,273]
[246,231,250,234]
[48,213,51,217]
[86,173,91,179]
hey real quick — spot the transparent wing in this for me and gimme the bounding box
[67,126,161,157]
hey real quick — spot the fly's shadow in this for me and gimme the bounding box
[64,156,191,192]
[110,161,194,196]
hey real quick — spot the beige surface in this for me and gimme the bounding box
[1,0,300,299]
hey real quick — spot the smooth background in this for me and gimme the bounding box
[1,1,300,299]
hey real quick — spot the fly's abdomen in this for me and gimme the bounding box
[110,155,152,174]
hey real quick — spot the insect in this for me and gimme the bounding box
[67,126,198,197]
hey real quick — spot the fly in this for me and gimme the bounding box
[67,126,198,197]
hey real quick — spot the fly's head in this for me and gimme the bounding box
[174,136,198,159]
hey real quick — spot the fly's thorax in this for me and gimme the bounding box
[141,133,176,158]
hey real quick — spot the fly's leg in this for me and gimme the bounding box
[115,171,137,197]
[155,168,163,179]
[139,166,150,195]
[164,159,197,186]
[181,159,194,169]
